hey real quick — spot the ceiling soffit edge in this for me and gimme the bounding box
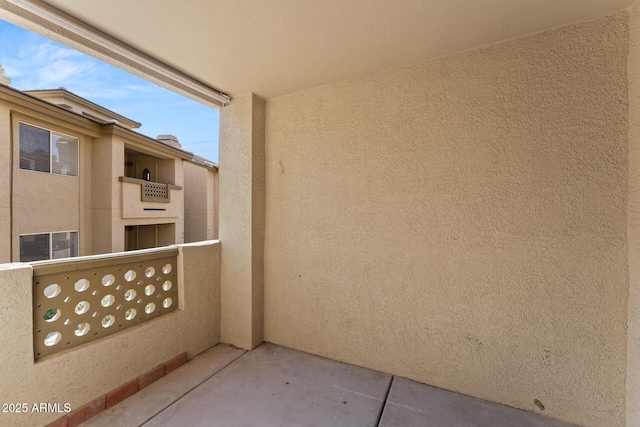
[0,0,231,108]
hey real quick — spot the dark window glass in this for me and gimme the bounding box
[19,123,50,173]
[52,231,78,259]
[20,234,50,262]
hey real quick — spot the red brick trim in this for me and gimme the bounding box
[164,352,188,375]
[138,364,165,390]
[106,379,139,408]
[67,395,106,427]
[48,352,188,427]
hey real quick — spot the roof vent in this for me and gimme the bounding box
[157,134,182,149]
[0,65,11,86]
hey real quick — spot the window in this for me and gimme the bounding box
[20,231,79,262]
[19,122,78,176]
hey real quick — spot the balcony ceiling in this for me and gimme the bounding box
[43,0,634,99]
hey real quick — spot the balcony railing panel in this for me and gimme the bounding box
[142,181,170,202]
[33,247,178,359]
[0,241,219,426]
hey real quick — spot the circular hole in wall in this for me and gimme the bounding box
[145,285,155,296]
[75,322,90,336]
[124,270,136,282]
[125,308,137,320]
[43,284,61,298]
[75,301,90,315]
[162,264,172,274]
[74,279,90,292]
[44,331,61,346]
[145,267,155,278]
[44,308,61,322]
[101,294,115,307]
[162,281,172,291]
[124,289,136,301]
[162,298,172,309]
[102,274,115,286]
[144,303,155,314]
[102,315,115,328]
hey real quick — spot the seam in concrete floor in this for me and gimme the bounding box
[138,348,246,426]
[375,375,395,426]
[92,342,576,427]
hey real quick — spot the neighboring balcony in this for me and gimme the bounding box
[119,176,182,219]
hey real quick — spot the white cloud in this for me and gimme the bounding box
[5,42,95,89]
[0,20,219,161]
[3,38,158,101]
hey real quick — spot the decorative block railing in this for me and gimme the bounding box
[118,176,182,203]
[33,247,179,359]
[142,181,169,202]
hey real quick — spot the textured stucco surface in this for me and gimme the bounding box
[0,104,11,262]
[0,241,220,426]
[628,4,640,427]
[183,162,217,242]
[219,94,265,349]
[14,170,80,232]
[7,112,92,262]
[264,13,629,427]
[90,134,121,254]
[121,181,181,219]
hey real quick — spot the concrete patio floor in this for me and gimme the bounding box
[80,343,577,427]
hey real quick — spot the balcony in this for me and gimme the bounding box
[77,343,576,427]
[1,1,639,426]
[119,177,182,220]
[0,245,573,427]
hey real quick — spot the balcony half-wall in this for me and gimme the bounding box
[0,240,220,427]
[119,176,182,219]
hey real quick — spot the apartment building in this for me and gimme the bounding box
[0,77,217,263]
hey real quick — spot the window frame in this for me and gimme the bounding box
[18,121,79,177]
[19,230,80,262]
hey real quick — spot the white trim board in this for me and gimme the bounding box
[0,0,231,108]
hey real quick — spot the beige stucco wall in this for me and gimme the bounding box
[172,156,184,244]
[212,168,218,240]
[81,131,92,256]
[91,133,123,254]
[264,12,629,427]
[13,170,80,236]
[183,161,217,243]
[627,3,640,426]
[121,181,181,220]
[219,93,265,350]
[0,240,221,426]
[0,103,11,263]
[10,114,91,262]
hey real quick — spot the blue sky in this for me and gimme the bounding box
[0,19,220,162]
